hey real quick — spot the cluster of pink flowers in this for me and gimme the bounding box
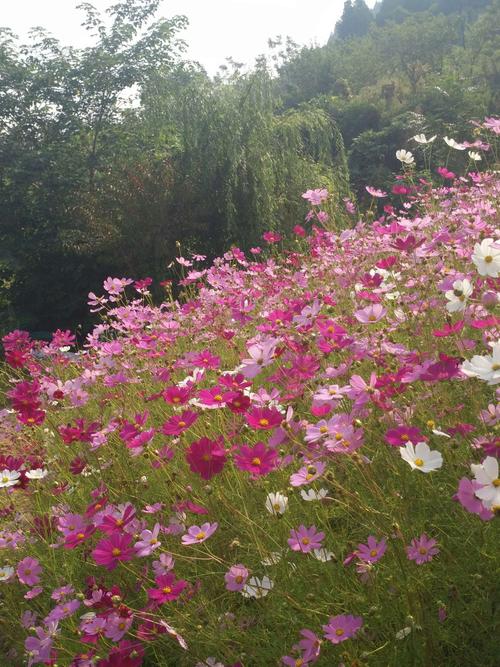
[0,125,499,665]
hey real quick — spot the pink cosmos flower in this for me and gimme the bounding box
[288,525,325,553]
[181,522,218,546]
[432,321,464,337]
[186,437,227,480]
[385,426,423,447]
[240,338,278,378]
[322,614,363,644]
[17,557,42,586]
[290,461,326,487]
[152,552,175,576]
[296,628,321,661]
[45,598,81,623]
[246,407,283,430]
[224,564,249,591]
[148,573,187,604]
[356,536,387,563]
[234,442,278,477]
[366,186,387,198]
[104,612,133,642]
[161,411,198,436]
[354,304,387,323]
[91,533,134,570]
[302,188,328,205]
[406,534,439,564]
[455,478,493,521]
[134,523,162,557]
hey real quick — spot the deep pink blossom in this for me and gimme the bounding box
[92,533,134,570]
[234,442,278,476]
[185,437,227,480]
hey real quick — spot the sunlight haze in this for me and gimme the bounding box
[1,0,376,74]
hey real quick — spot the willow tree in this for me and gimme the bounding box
[132,59,349,257]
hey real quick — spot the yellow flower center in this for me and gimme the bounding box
[335,628,345,636]
[196,532,206,540]
[172,397,180,403]
[235,575,243,583]
[259,418,269,426]
[76,532,85,540]
[202,454,211,461]
[419,547,428,555]
[301,537,310,545]
[335,433,343,441]
[401,434,409,441]
[492,478,500,487]
[162,586,172,594]
[178,421,186,427]
[492,364,500,371]
[370,549,378,557]
[414,458,424,466]
[319,426,328,434]
[484,255,493,263]
[111,548,121,557]
[252,457,262,466]
[214,394,223,402]
[273,503,281,511]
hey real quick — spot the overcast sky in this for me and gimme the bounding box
[1,0,376,75]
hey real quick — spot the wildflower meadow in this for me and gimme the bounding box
[0,121,499,666]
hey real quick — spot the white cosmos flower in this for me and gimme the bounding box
[265,492,288,515]
[470,456,500,510]
[471,238,500,278]
[396,149,414,164]
[261,551,282,566]
[445,278,473,312]
[468,151,482,161]
[300,488,328,501]
[444,136,466,150]
[396,627,412,640]
[25,468,48,480]
[400,442,443,472]
[241,576,274,598]
[461,341,500,385]
[413,134,436,144]
[0,565,15,582]
[312,548,335,562]
[0,470,21,488]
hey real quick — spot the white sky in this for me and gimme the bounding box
[1,0,376,75]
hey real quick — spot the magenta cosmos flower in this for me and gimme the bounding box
[185,437,226,480]
[161,410,198,436]
[245,407,283,430]
[385,426,423,447]
[288,525,325,553]
[406,534,440,564]
[354,304,387,323]
[17,557,42,586]
[148,573,187,604]
[224,564,249,591]
[356,536,387,563]
[234,442,277,477]
[91,532,134,570]
[322,614,363,644]
[181,522,218,546]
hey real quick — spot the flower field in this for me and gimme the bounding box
[0,152,499,665]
